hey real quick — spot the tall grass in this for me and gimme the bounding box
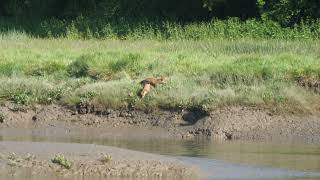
[0,38,319,113]
[1,17,320,40]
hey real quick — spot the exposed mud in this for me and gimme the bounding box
[0,141,199,179]
[1,103,320,142]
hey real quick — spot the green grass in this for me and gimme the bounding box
[51,154,72,169]
[100,153,112,163]
[0,36,319,114]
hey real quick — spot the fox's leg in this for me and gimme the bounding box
[141,83,152,98]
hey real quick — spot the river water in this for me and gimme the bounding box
[1,127,320,180]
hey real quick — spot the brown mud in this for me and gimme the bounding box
[1,103,320,142]
[0,141,200,179]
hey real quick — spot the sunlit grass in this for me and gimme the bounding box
[0,38,319,113]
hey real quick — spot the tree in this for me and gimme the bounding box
[203,0,259,19]
[258,0,320,26]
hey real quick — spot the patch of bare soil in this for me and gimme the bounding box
[0,141,199,179]
[1,103,320,142]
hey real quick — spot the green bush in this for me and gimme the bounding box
[51,154,72,169]
[10,93,30,105]
[109,53,143,75]
[67,56,90,78]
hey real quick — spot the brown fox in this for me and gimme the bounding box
[140,77,167,98]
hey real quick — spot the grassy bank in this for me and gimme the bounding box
[0,36,319,114]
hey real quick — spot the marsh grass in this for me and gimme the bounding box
[100,153,112,164]
[0,77,64,105]
[51,154,72,169]
[0,38,319,114]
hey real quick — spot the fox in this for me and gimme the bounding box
[140,77,167,98]
[140,77,167,87]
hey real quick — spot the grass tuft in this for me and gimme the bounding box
[100,153,112,163]
[51,154,72,169]
[67,55,90,78]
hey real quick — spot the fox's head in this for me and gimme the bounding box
[159,76,168,83]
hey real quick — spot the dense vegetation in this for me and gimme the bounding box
[0,0,319,40]
[1,17,320,40]
[0,0,319,24]
[0,36,319,114]
[0,1,319,114]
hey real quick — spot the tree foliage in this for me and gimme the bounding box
[0,0,319,25]
[259,0,320,26]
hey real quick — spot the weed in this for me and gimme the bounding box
[100,153,112,163]
[10,93,30,105]
[9,104,28,112]
[7,160,19,167]
[39,87,64,104]
[8,153,18,161]
[67,56,90,78]
[77,91,97,111]
[24,153,35,161]
[109,53,143,75]
[7,152,23,167]
[51,154,72,169]
[29,61,67,76]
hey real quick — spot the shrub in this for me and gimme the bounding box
[10,93,30,105]
[109,53,143,75]
[67,56,90,78]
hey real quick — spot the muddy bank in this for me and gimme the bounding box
[1,103,320,142]
[0,141,199,179]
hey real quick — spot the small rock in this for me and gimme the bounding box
[105,109,113,115]
[32,116,37,122]
[224,132,233,140]
[0,112,5,123]
[78,108,87,114]
[119,112,132,117]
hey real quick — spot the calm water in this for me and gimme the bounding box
[1,127,320,180]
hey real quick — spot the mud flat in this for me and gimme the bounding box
[1,103,320,142]
[0,141,200,179]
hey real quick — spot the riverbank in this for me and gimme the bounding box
[0,141,199,179]
[0,38,320,142]
[1,103,320,142]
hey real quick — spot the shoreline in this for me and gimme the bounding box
[1,103,320,142]
[0,141,200,179]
